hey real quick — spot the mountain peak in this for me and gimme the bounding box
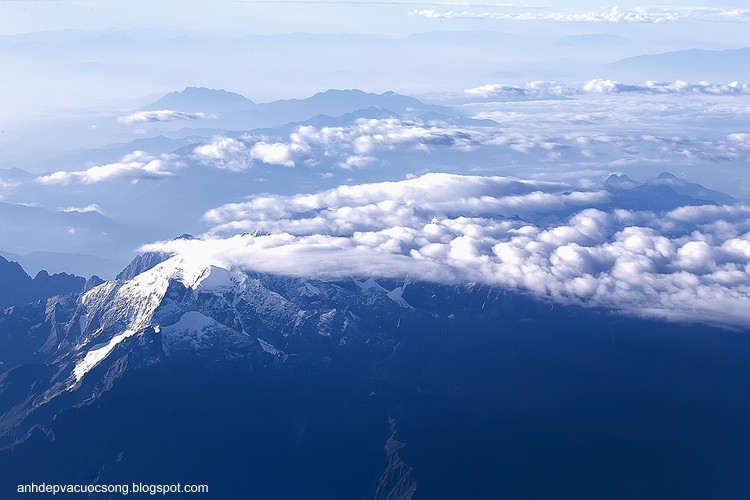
[656,171,678,179]
[145,87,255,112]
[0,256,85,307]
[604,173,641,189]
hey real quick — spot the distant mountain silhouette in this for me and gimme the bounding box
[0,255,85,308]
[136,87,456,130]
[0,201,131,277]
[646,172,738,205]
[256,89,450,119]
[0,250,125,279]
[603,47,750,82]
[603,171,738,210]
[557,34,629,47]
[604,173,640,190]
[144,87,256,113]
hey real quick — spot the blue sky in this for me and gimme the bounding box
[1,1,749,121]
[2,1,750,36]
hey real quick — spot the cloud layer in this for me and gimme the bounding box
[36,151,182,185]
[142,173,750,329]
[190,118,485,171]
[464,80,750,99]
[409,6,750,24]
[118,109,216,124]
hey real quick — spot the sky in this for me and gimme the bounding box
[1,1,750,36]
[0,0,748,118]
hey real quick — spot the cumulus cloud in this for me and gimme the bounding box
[35,151,182,185]
[194,136,251,171]
[409,6,750,24]
[59,204,104,214]
[191,119,486,171]
[118,109,216,124]
[250,142,295,167]
[142,173,750,329]
[583,79,750,96]
[193,136,300,170]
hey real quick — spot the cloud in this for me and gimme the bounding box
[464,80,750,100]
[59,204,104,214]
[408,6,750,24]
[201,173,608,234]
[583,79,750,96]
[142,173,750,329]
[193,137,299,170]
[464,81,570,99]
[250,142,295,167]
[118,109,216,124]
[35,151,182,185]
[194,136,251,171]
[191,119,485,171]
[184,105,750,184]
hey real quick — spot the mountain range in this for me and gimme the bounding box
[603,47,750,82]
[1,251,749,499]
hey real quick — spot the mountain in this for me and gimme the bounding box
[1,255,750,498]
[603,173,640,190]
[603,171,738,209]
[603,47,750,82]
[0,250,125,279]
[0,201,132,277]
[557,34,629,48]
[46,135,201,171]
[132,87,457,132]
[645,171,738,205]
[256,89,453,122]
[0,255,85,307]
[144,87,256,113]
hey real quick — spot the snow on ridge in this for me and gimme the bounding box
[99,256,232,331]
[386,286,414,309]
[355,278,389,294]
[72,329,137,382]
[70,256,235,385]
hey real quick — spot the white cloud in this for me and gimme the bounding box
[250,141,295,167]
[118,109,216,124]
[408,6,750,24]
[193,137,299,170]
[464,81,569,99]
[464,80,750,100]
[59,204,104,214]
[35,151,183,185]
[194,136,251,171]
[142,173,750,329]
[583,79,750,96]
[339,155,375,169]
[201,173,608,235]
[190,119,488,171]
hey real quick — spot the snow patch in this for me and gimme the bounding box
[387,286,413,309]
[196,265,234,290]
[355,278,388,295]
[72,329,137,382]
[165,311,215,331]
[257,338,283,356]
[298,282,321,297]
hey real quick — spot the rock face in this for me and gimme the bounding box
[2,254,750,499]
